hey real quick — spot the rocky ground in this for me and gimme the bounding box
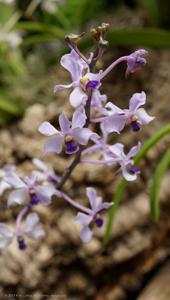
[0,8,170,300]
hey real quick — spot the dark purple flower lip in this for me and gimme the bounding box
[129,166,140,175]
[86,80,99,89]
[94,215,104,228]
[130,120,141,132]
[17,236,27,251]
[65,135,79,155]
[29,191,40,206]
[129,115,141,132]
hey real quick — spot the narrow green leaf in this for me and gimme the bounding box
[150,149,170,222]
[21,34,58,47]
[15,21,65,38]
[104,124,170,244]
[16,25,170,49]
[107,29,170,48]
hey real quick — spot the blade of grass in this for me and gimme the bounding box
[150,149,170,222]
[15,21,65,39]
[107,28,170,48]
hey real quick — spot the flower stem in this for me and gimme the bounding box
[61,191,92,215]
[99,56,128,80]
[81,159,115,165]
[81,144,103,156]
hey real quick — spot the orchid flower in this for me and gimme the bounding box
[107,142,141,181]
[39,107,98,155]
[54,49,147,108]
[4,172,58,207]
[98,92,154,133]
[76,187,112,243]
[54,49,106,108]
[0,213,45,250]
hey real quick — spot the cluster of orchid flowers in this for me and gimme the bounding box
[0,25,154,250]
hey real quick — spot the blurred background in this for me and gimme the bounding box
[0,0,170,299]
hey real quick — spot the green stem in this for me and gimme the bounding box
[150,149,170,222]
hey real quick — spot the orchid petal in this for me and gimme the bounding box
[75,212,92,225]
[127,142,141,159]
[109,143,125,159]
[24,213,45,240]
[86,187,102,211]
[105,102,124,114]
[102,115,127,134]
[59,113,71,133]
[35,184,56,205]
[73,128,97,145]
[44,135,63,154]
[32,171,47,182]
[137,108,155,125]
[129,91,146,113]
[121,165,137,181]
[8,188,28,207]
[91,90,107,108]
[32,158,47,172]
[39,122,58,136]
[0,181,11,196]
[4,173,26,189]
[0,223,14,248]
[61,50,88,82]
[80,225,93,243]
[69,87,88,108]
[97,202,113,211]
[72,106,86,129]
[54,83,73,92]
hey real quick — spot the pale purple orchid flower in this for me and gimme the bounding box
[18,212,45,250]
[107,142,141,181]
[75,187,112,243]
[32,158,60,185]
[54,49,105,108]
[101,92,154,134]
[39,107,98,155]
[4,172,58,207]
[0,213,45,250]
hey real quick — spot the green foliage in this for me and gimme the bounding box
[55,0,105,29]
[107,28,170,48]
[0,4,26,125]
[104,124,170,244]
[150,149,170,222]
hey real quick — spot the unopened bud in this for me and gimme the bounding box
[65,32,85,45]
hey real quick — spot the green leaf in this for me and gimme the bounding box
[107,28,170,48]
[15,21,65,38]
[20,34,59,47]
[104,124,170,244]
[150,149,170,222]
